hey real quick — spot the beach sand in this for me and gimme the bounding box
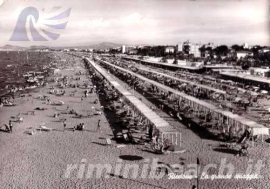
[0,52,270,189]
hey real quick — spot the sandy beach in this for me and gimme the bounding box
[1,52,270,189]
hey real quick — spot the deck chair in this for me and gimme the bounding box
[15,117,23,123]
[123,134,129,142]
[1,124,10,131]
[234,140,249,156]
[94,110,102,115]
[37,126,53,132]
[24,128,35,135]
[27,111,35,115]
[105,138,112,146]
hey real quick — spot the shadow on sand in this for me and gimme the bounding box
[213,148,238,155]
[92,141,108,146]
[119,155,143,161]
[0,129,10,133]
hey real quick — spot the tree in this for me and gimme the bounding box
[231,44,243,52]
[251,45,263,58]
[242,61,250,70]
[199,45,206,56]
[214,45,229,56]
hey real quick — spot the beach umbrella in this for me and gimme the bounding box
[241,99,250,104]
[235,97,241,102]
[261,90,268,94]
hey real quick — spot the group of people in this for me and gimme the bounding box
[73,123,85,131]
[115,59,267,114]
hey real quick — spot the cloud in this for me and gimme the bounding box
[73,13,156,29]
[0,0,268,46]
[64,12,159,44]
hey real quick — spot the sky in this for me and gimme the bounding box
[0,0,269,47]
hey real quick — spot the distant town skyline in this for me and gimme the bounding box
[0,0,268,47]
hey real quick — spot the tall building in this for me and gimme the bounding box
[182,40,201,57]
[121,45,137,54]
[177,44,183,52]
[243,43,249,49]
[190,44,201,58]
[121,45,126,53]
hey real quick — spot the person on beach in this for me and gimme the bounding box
[149,125,153,140]
[81,96,83,102]
[46,98,51,104]
[96,119,101,132]
[63,122,66,130]
[81,123,85,131]
[161,104,164,110]
[63,119,67,130]
[9,120,13,133]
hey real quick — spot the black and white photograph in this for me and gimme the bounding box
[0,0,269,188]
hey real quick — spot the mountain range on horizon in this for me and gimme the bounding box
[0,42,124,50]
[0,42,153,50]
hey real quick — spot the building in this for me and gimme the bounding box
[190,44,201,58]
[165,46,175,54]
[121,45,126,54]
[250,67,270,77]
[260,47,270,53]
[176,44,183,52]
[243,43,249,49]
[121,45,138,54]
[128,49,138,55]
[182,40,201,57]
[220,68,270,90]
[236,51,253,59]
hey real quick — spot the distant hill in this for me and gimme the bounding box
[0,44,27,50]
[0,45,51,51]
[66,42,151,50]
[64,42,123,50]
[0,42,145,51]
[89,42,122,49]
[29,45,49,50]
